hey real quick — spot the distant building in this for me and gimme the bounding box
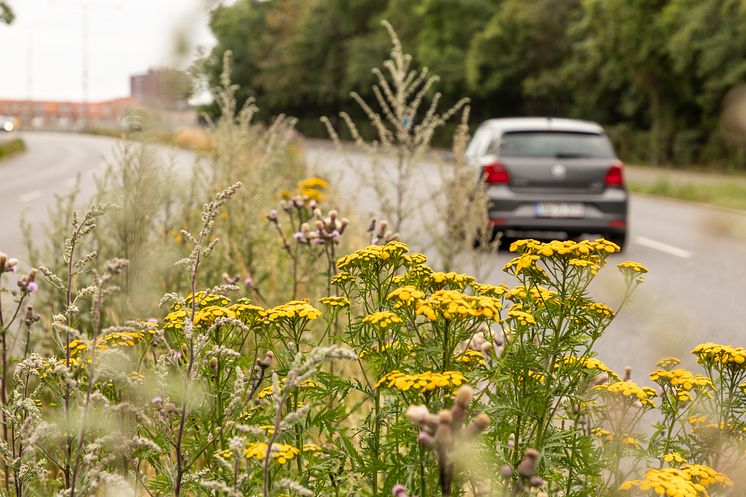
[0,67,194,130]
[0,97,137,129]
[130,68,192,110]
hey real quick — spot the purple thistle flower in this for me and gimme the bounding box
[244,277,254,288]
[267,209,278,221]
[312,237,325,245]
[309,200,318,209]
[27,282,38,293]
[331,230,341,243]
[293,231,304,242]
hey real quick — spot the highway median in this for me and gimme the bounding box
[0,137,26,161]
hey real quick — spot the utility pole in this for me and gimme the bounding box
[81,1,89,129]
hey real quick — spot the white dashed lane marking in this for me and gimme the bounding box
[18,190,42,203]
[635,236,692,259]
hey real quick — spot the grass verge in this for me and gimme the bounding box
[629,178,746,212]
[0,137,26,161]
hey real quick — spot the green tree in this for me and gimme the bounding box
[1,1,14,24]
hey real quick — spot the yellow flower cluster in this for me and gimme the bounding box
[387,286,426,308]
[376,370,466,393]
[297,176,329,201]
[264,300,322,322]
[591,428,638,446]
[691,343,746,369]
[228,302,265,321]
[243,442,300,464]
[68,328,153,358]
[649,368,715,401]
[507,305,536,326]
[503,253,542,277]
[569,258,601,274]
[657,357,682,369]
[193,306,236,327]
[176,292,230,310]
[504,286,555,303]
[362,311,402,328]
[456,349,486,366]
[620,469,698,497]
[331,271,354,285]
[471,283,509,298]
[663,453,687,465]
[163,309,188,331]
[425,272,476,290]
[560,356,619,380]
[336,241,409,271]
[620,465,732,497]
[415,290,501,321]
[617,261,649,274]
[403,252,428,266]
[595,381,657,407]
[256,379,319,399]
[510,238,620,256]
[585,302,615,319]
[318,296,351,308]
[359,340,409,358]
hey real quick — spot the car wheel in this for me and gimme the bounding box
[607,232,627,252]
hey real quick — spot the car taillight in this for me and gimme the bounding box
[604,161,624,186]
[482,162,510,184]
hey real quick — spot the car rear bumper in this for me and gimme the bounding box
[487,186,628,235]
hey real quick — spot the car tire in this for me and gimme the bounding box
[607,232,627,252]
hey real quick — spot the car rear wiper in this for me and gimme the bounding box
[555,153,593,159]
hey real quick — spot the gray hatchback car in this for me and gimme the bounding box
[466,117,628,249]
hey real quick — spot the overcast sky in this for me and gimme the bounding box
[0,0,219,102]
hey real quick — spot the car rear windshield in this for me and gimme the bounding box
[499,131,615,159]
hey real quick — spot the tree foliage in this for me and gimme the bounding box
[202,0,746,167]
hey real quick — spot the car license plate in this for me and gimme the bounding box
[535,203,585,218]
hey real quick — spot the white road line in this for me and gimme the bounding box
[18,190,42,203]
[635,236,692,259]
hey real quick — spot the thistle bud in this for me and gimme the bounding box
[417,432,436,450]
[0,252,6,271]
[465,413,490,438]
[530,476,544,487]
[266,210,278,222]
[405,404,430,425]
[309,200,318,210]
[209,356,219,371]
[391,484,409,497]
[499,465,513,479]
[517,448,539,478]
[624,367,632,381]
[180,343,189,358]
[339,218,349,234]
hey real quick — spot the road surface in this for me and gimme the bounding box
[3,132,746,378]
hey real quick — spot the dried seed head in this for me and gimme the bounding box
[329,210,337,221]
[465,413,490,437]
[0,252,6,271]
[209,356,219,371]
[455,385,473,409]
[624,367,632,381]
[406,404,430,425]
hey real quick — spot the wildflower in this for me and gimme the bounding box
[559,356,620,380]
[244,442,300,465]
[585,302,615,319]
[387,285,425,308]
[663,453,687,465]
[691,342,746,369]
[507,305,536,326]
[264,300,322,322]
[331,271,354,285]
[617,261,649,274]
[620,465,732,497]
[649,368,715,401]
[657,356,681,370]
[471,283,509,298]
[456,349,486,367]
[425,272,476,290]
[267,209,278,222]
[376,370,466,394]
[228,302,265,322]
[568,258,600,274]
[362,311,402,329]
[256,379,318,399]
[403,252,427,266]
[163,309,187,331]
[318,296,350,309]
[595,381,657,408]
[193,306,236,327]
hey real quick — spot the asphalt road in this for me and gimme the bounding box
[3,132,746,378]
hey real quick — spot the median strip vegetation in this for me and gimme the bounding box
[0,137,25,160]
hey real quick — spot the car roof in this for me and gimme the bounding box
[479,117,604,135]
